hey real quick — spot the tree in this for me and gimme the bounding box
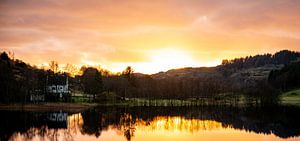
[269,62,300,91]
[0,52,9,61]
[120,66,136,98]
[49,61,59,73]
[81,67,103,101]
[122,66,133,76]
[0,53,13,103]
[64,63,77,76]
[122,66,135,85]
[221,59,230,65]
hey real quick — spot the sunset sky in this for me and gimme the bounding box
[1,0,300,74]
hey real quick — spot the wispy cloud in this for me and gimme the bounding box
[0,0,300,73]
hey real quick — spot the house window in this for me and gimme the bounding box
[58,85,64,93]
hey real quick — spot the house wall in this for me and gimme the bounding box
[47,85,69,94]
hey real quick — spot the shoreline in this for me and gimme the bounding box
[0,99,298,112]
[0,102,98,112]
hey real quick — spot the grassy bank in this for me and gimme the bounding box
[1,90,299,111]
[97,91,300,107]
[281,89,300,106]
[97,95,245,107]
[98,99,241,107]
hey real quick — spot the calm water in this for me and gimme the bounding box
[1,106,300,141]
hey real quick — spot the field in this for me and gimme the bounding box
[281,89,300,106]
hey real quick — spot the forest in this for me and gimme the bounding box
[0,50,300,105]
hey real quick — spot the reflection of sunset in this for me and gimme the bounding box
[135,116,227,133]
[130,116,294,141]
[8,113,299,141]
[68,113,83,133]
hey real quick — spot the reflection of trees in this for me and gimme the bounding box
[120,113,136,141]
[124,128,135,141]
[15,127,64,141]
[80,109,102,137]
[1,106,300,141]
[62,129,74,141]
[79,108,136,141]
[78,106,300,139]
[0,111,77,141]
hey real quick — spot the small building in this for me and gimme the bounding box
[47,75,70,99]
[29,89,45,102]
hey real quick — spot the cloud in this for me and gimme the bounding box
[0,0,300,73]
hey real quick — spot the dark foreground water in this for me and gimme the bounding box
[1,106,300,141]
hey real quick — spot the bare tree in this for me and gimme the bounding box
[64,63,77,76]
[49,61,59,73]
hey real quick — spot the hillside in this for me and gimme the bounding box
[149,50,300,83]
[130,50,300,105]
[151,67,220,79]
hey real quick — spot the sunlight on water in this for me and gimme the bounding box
[8,112,300,141]
[134,116,227,134]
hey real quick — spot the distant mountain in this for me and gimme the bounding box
[150,50,300,81]
[151,67,220,80]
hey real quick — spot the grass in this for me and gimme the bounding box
[96,91,300,107]
[71,96,91,103]
[97,95,244,107]
[281,89,300,106]
[63,89,300,107]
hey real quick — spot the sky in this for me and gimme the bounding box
[1,0,300,74]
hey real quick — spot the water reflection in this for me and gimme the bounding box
[1,106,300,141]
[137,117,227,131]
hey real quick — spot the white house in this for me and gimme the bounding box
[47,76,70,98]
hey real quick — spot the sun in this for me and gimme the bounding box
[107,47,205,74]
[81,47,219,74]
[150,48,197,67]
[129,48,200,74]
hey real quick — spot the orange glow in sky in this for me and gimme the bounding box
[1,0,300,74]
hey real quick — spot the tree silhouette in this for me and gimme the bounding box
[81,67,103,101]
[49,61,59,73]
[0,52,9,61]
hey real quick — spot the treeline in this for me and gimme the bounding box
[0,51,133,103]
[269,61,300,91]
[1,50,300,105]
[220,50,300,76]
[100,50,300,105]
[0,52,76,103]
[0,52,46,103]
[104,72,228,99]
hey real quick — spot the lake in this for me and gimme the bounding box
[1,106,300,141]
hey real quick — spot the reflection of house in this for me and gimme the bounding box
[47,75,70,98]
[47,111,68,128]
[48,112,68,122]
